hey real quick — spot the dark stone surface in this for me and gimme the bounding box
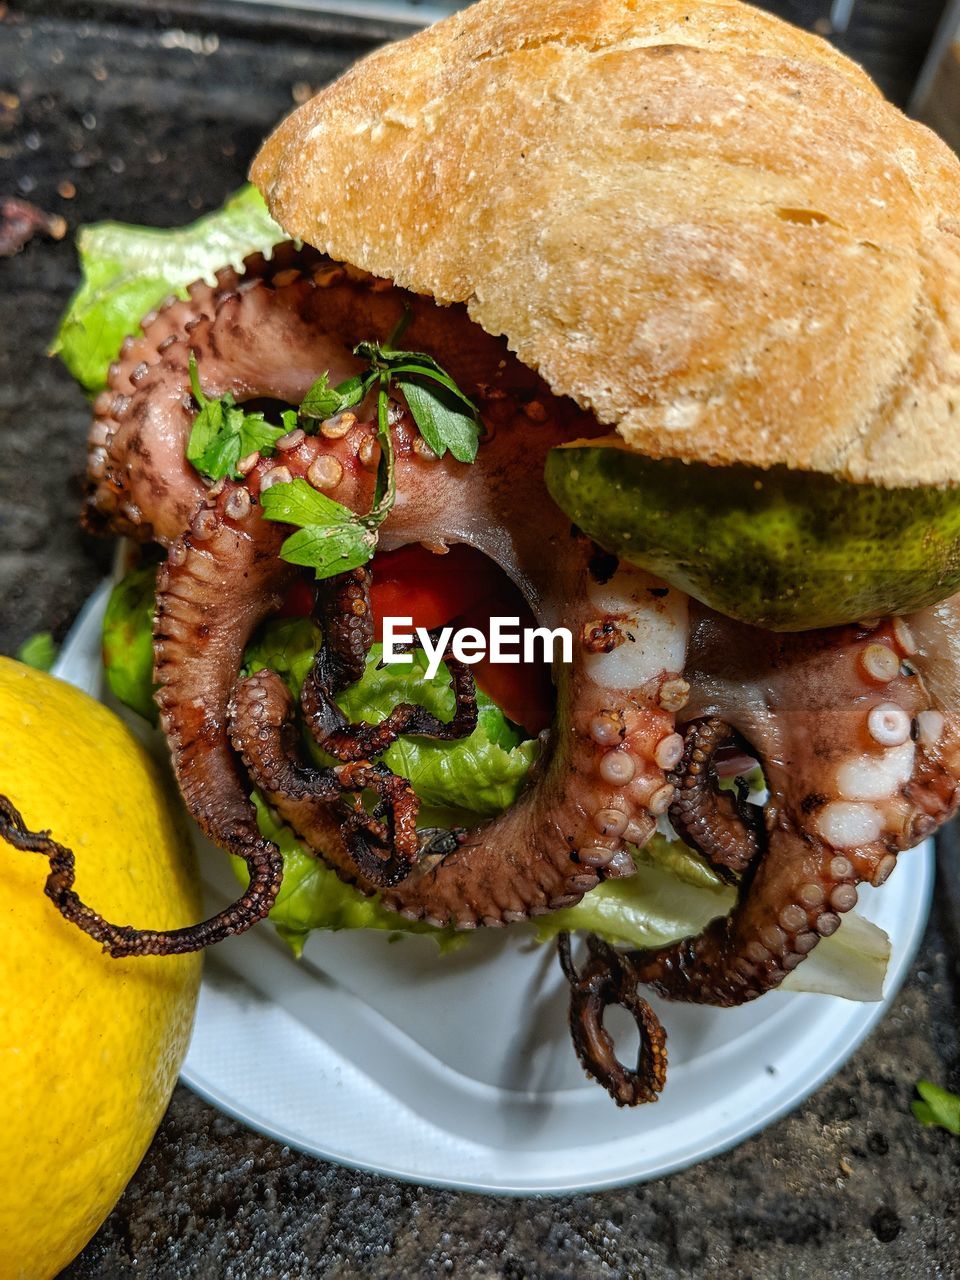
[1,5,958,1277]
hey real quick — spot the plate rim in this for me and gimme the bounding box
[178,847,933,1195]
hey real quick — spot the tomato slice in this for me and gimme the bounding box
[276,577,315,618]
[277,543,555,735]
[276,545,493,625]
[369,544,502,637]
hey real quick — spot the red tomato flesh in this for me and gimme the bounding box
[370,543,503,636]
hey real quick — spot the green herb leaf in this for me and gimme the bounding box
[379,353,478,411]
[913,1081,960,1135]
[264,336,478,581]
[299,372,368,421]
[233,407,288,459]
[260,476,355,528]
[261,477,378,579]
[279,524,378,576]
[185,353,286,481]
[370,373,396,519]
[352,342,481,463]
[401,375,481,463]
[355,345,476,408]
[184,391,224,467]
[15,631,58,672]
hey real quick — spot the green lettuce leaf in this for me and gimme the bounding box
[233,795,462,957]
[102,563,159,724]
[336,647,537,815]
[535,835,891,1002]
[535,837,730,950]
[913,1081,960,1136]
[52,185,285,394]
[244,620,538,817]
[15,632,58,672]
[242,616,323,709]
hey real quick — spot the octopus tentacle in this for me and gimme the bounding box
[228,669,423,886]
[337,760,424,882]
[557,932,668,1106]
[303,563,478,760]
[667,717,765,881]
[0,793,282,957]
[84,253,300,543]
[576,614,960,1011]
[314,566,374,688]
[154,432,373,870]
[300,626,479,763]
[226,669,342,807]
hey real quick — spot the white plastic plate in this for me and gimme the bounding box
[55,585,934,1193]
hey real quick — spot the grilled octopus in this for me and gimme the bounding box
[6,244,959,1106]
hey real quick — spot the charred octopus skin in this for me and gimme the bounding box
[60,245,960,1106]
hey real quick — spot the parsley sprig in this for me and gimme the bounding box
[260,478,379,576]
[186,354,295,481]
[185,312,482,580]
[295,314,482,466]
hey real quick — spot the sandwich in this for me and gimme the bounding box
[27,0,960,1105]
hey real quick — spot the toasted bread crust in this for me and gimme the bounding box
[252,0,960,487]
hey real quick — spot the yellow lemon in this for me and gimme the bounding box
[0,657,202,1280]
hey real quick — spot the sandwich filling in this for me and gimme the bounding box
[41,189,960,1106]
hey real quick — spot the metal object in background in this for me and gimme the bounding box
[832,0,857,32]
[912,0,960,151]
[829,0,860,31]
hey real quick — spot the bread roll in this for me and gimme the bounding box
[252,0,960,488]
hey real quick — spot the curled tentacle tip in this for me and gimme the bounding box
[0,792,281,956]
[558,933,668,1107]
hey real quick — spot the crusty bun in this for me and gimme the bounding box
[252,0,960,488]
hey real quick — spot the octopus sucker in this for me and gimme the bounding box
[65,234,960,1103]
